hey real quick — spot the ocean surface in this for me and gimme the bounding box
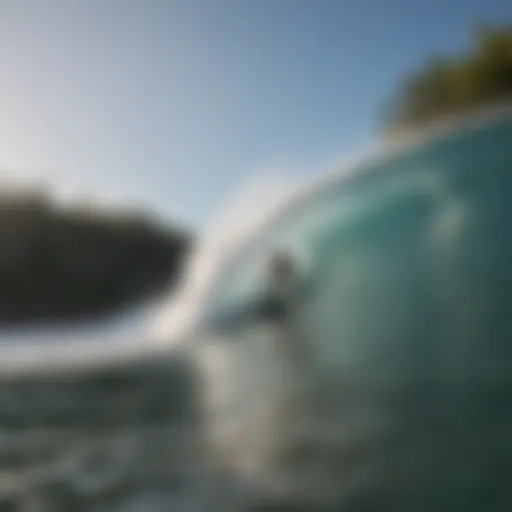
[0,334,212,512]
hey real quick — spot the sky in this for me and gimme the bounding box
[0,0,510,228]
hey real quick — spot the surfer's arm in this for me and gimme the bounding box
[206,291,290,332]
[206,297,264,333]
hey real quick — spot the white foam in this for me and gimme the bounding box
[151,171,301,341]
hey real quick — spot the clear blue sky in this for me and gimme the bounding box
[0,0,510,227]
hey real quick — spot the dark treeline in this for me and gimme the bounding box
[0,188,192,325]
[383,23,512,135]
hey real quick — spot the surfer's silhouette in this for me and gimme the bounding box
[209,248,312,371]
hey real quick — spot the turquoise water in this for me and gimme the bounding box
[200,113,512,510]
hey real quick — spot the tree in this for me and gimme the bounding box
[383,24,512,134]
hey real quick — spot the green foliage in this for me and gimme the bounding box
[384,24,512,133]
